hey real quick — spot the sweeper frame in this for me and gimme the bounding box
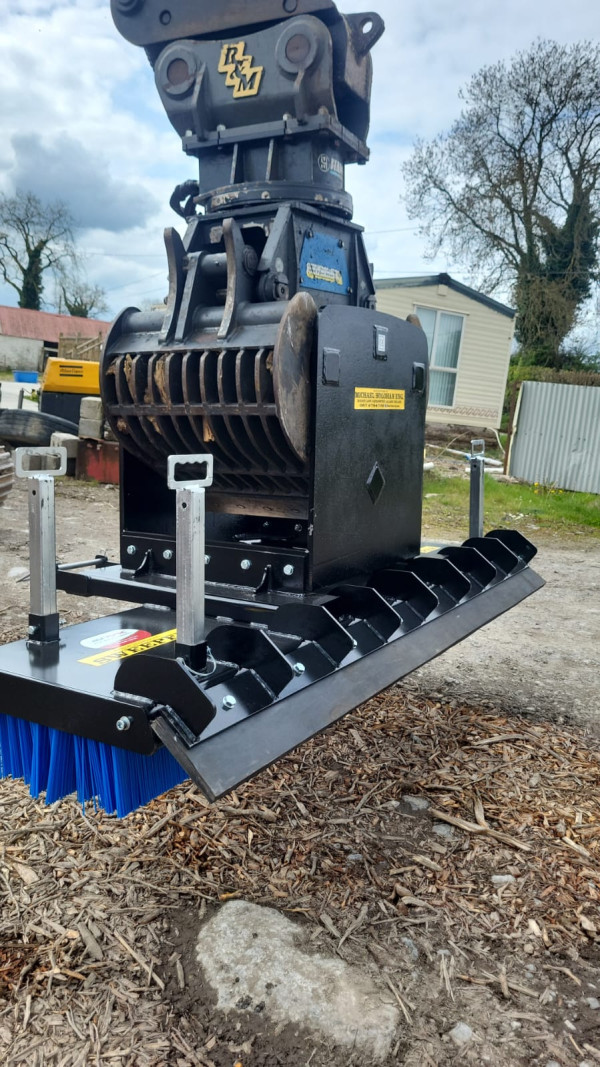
[0,441,543,812]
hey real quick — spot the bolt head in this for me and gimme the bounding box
[27,625,38,637]
[222,695,237,710]
[163,549,173,561]
[126,545,136,556]
[116,716,133,732]
[293,662,306,676]
[241,559,252,571]
[205,554,211,565]
[283,564,295,577]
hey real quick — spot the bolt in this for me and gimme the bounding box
[27,625,38,637]
[126,544,136,556]
[283,564,295,577]
[338,239,344,248]
[241,559,252,571]
[294,523,302,533]
[116,716,133,732]
[205,554,211,565]
[163,549,173,561]
[222,695,237,710]
[293,662,306,676]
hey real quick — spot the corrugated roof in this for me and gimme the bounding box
[0,306,111,344]
[375,273,515,319]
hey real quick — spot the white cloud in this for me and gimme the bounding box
[9,133,158,231]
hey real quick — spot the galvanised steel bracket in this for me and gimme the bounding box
[15,447,67,645]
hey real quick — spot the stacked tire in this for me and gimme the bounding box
[0,409,78,447]
[0,445,13,505]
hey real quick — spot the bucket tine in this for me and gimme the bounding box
[368,570,438,630]
[485,529,538,564]
[437,545,497,592]
[464,536,520,577]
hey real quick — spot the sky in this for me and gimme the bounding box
[0,0,599,335]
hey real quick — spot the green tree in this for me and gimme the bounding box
[0,192,74,310]
[402,40,600,368]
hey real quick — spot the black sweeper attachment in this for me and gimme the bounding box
[0,0,544,816]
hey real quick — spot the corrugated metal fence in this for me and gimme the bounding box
[509,381,600,494]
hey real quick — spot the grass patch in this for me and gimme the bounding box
[422,471,600,538]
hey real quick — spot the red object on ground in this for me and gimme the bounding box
[77,439,120,484]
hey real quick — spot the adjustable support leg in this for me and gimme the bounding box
[15,447,67,644]
[167,454,214,669]
[469,438,486,539]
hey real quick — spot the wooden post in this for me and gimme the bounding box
[503,381,520,475]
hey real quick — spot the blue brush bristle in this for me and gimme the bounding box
[0,715,187,817]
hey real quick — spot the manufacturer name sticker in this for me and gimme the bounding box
[218,42,264,98]
[80,628,151,651]
[306,262,344,287]
[354,388,405,411]
[318,154,343,180]
[79,628,177,667]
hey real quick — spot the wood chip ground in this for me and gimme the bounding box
[1,680,599,1066]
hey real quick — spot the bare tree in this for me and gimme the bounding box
[0,192,74,310]
[56,268,109,319]
[402,40,600,367]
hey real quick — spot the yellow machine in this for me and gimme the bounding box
[40,358,100,423]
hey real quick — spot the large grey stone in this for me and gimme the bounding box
[196,900,399,1060]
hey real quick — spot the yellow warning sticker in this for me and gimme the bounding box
[354,388,405,411]
[79,629,177,667]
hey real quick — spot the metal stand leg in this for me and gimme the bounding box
[469,438,486,539]
[15,447,67,644]
[167,454,214,669]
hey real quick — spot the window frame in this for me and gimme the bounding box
[414,303,465,409]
